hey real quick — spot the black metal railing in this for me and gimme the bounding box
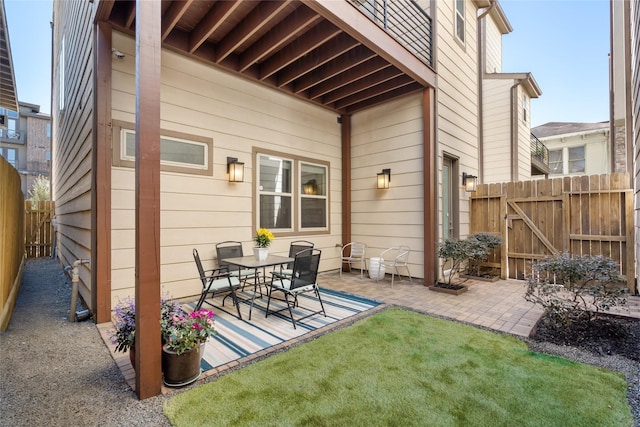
[348,0,433,67]
[530,133,549,166]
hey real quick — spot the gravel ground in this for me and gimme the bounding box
[1,258,637,426]
[0,258,170,427]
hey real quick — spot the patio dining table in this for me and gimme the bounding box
[223,254,294,320]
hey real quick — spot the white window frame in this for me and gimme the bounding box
[59,36,65,112]
[549,149,563,175]
[568,145,585,174]
[298,161,329,232]
[120,129,209,171]
[455,0,465,44]
[257,153,294,233]
[256,151,330,235]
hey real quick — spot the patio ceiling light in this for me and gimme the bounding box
[227,157,244,183]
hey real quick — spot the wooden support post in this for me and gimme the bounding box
[93,21,112,324]
[341,114,351,271]
[422,88,436,286]
[134,0,162,399]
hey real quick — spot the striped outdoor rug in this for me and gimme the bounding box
[183,288,381,372]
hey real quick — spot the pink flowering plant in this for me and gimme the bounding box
[164,309,217,355]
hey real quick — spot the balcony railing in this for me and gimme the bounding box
[0,129,25,144]
[531,133,549,166]
[349,0,433,67]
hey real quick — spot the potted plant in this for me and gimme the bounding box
[253,227,274,261]
[109,295,185,367]
[162,309,217,387]
[431,238,470,295]
[461,233,501,281]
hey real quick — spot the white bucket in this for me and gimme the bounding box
[369,257,386,280]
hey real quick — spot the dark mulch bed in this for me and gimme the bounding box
[531,312,640,362]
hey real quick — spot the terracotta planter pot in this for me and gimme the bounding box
[161,343,203,387]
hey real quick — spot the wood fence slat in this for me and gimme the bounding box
[470,172,634,292]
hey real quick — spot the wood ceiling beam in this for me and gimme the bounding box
[239,6,321,72]
[188,1,243,54]
[259,20,340,80]
[308,56,390,100]
[293,45,375,93]
[344,83,423,114]
[215,1,292,63]
[277,33,359,87]
[304,0,436,88]
[322,67,404,104]
[161,0,194,42]
[333,75,415,110]
[95,0,116,22]
[124,2,136,30]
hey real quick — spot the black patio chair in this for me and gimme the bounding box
[277,240,314,277]
[193,248,243,319]
[266,248,325,329]
[215,241,255,288]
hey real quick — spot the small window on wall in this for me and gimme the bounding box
[455,0,465,43]
[258,154,293,230]
[0,147,17,167]
[522,95,528,122]
[549,149,563,175]
[568,146,585,173]
[256,151,329,234]
[59,36,65,112]
[300,162,328,230]
[112,121,213,176]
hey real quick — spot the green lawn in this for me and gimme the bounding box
[164,308,633,426]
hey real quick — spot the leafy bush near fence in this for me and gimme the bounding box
[525,252,628,325]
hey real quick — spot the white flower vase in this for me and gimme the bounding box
[253,247,269,261]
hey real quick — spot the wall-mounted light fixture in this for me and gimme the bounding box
[377,168,391,189]
[303,179,317,195]
[462,172,477,192]
[227,157,244,182]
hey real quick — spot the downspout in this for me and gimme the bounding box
[510,81,522,182]
[476,1,496,184]
[608,0,615,173]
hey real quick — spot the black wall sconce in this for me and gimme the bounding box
[462,172,477,192]
[377,168,391,189]
[227,157,244,182]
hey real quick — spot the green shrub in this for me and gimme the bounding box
[465,232,501,277]
[438,238,469,285]
[525,252,628,325]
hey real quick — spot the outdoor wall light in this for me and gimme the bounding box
[227,157,244,182]
[462,172,477,192]
[377,168,391,189]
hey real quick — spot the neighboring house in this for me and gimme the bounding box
[478,2,545,185]
[531,122,610,177]
[51,0,541,356]
[0,0,18,142]
[0,102,51,197]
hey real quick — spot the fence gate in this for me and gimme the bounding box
[470,173,634,292]
[24,201,55,258]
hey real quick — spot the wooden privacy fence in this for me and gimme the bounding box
[0,156,25,331]
[470,173,634,292]
[24,201,55,258]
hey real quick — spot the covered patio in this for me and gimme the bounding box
[98,272,547,394]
